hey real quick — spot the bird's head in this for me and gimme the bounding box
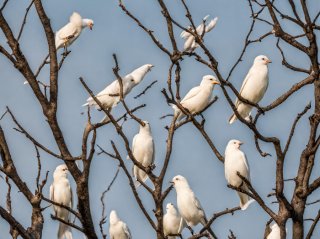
[140,120,151,132]
[166,203,177,214]
[227,139,243,151]
[254,55,271,65]
[130,64,154,84]
[170,175,189,189]
[82,19,94,30]
[53,164,69,179]
[201,75,220,87]
[109,210,119,224]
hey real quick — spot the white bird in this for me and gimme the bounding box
[171,175,217,238]
[229,55,271,124]
[224,139,255,210]
[180,15,218,52]
[109,210,131,239]
[171,75,220,122]
[83,64,154,122]
[50,164,73,239]
[163,203,185,239]
[128,121,154,188]
[55,12,94,50]
[266,223,280,239]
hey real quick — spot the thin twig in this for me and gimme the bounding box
[134,80,157,99]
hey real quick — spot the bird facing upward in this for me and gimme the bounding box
[163,203,185,239]
[129,121,155,188]
[55,12,94,50]
[180,15,218,52]
[224,139,255,210]
[50,164,73,239]
[171,175,217,238]
[109,210,132,239]
[229,55,271,124]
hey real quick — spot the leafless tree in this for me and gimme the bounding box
[0,0,319,239]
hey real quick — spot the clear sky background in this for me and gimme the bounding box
[0,0,319,238]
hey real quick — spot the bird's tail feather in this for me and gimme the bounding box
[58,222,73,239]
[238,191,255,210]
[170,104,184,122]
[134,167,148,188]
[229,113,237,124]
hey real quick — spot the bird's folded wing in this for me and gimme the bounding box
[181,86,201,103]
[180,29,192,39]
[151,139,155,164]
[70,185,73,209]
[57,24,78,40]
[242,152,251,182]
[235,70,252,107]
[205,17,218,32]
[49,184,54,201]
[123,223,132,239]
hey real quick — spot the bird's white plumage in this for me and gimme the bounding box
[172,75,220,122]
[266,223,280,239]
[109,210,131,239]
[129,121,154,188]
[55,12,94,50]
[83,64,153,121]
[50,164,73,239]
[224,140,254,210]
[180,15,218,52]
[163,203,185,239]
[171,175,216,238]
[229,55,271,124]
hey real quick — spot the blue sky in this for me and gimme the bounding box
[0,0,319,238]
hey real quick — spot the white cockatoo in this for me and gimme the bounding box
[171,75,220,122]
[128,121,154,188]
[229,55,271,124]
[224,139,255,210]
[171,175,216,238]
[180,15,218,52]
[83,64,154,122]
[109,210,132,239]
[55,12,94,50]
[266,223,280,239]
[163,203,185,239]
[50,164,73,239]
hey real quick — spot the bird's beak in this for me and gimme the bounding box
[212,81,221,85]
[89,24,93,30]
[265,59,272,64]
[170,181,174,185]
[239,141,244,145]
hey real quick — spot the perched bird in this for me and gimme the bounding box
[229,55,271,124]
[50,164,73,239]
[180,15,218,52]
[109,210,131,239]
[171,175,217,239]
[83,64,154,122]
[266,223,280,239]
[163,203,185,239]
[224,139,255,210]
[55,12,94,51]
[128,121,154,188]
[171,75,220,122]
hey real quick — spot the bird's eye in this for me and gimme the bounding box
[176,178,179,180]
[262,58,265,60]
[233,142,236,144]
[131,79,134,82]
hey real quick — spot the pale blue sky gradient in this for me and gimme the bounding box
[0,0,319,238]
